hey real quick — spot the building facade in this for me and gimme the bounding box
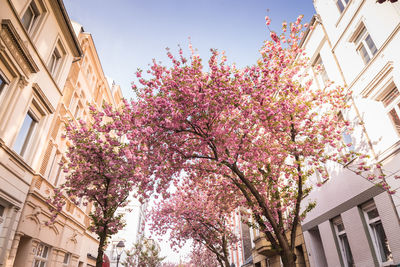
[0,0,124,264]
[8,21,123,267]
[300,1,400,267]
[0,0,81,266]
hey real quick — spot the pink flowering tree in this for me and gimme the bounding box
[109,14,397,267]
[48,105,154,267]
[151,180,238,267]
[188,243,220,267]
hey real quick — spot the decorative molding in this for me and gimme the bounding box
[0,19,39,75]
[32,83,55,114]
[17,76,28,89]
[360,61,394,98]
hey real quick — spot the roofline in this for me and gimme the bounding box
[299,14,319,48]
[56,0,82,57]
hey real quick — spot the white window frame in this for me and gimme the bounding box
[336,0,350,13]
[63,252,70,266]
[0,72,8,96]
[353,25,377,65]
[48,47,61,77]
[377,84,400,136]
[362,202,393,264]
[33,243,50,267]
[13,111,39,157]
[332,216,354,267]
[21,1,40,34]
[47,39,66,80]
[0,202,7,234]
[313,54,329,88]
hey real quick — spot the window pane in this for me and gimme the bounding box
[21,6,34,31]
[367,208,379,220]
[34,260,40,267]
[374,222,392,262]
[42,246,48,258]
[340,234,354,266]
[381,87,400,107]
[365,34,377,56]
[359,45,370,64]
[0,76,5,94]
[0,204,4,217]
[337,223,345,233]
[388,108,400,135]
[36,244,43,256]
[336,0,345,12]
[63,253,70,264]
[13,113,36,155]
[40,261,45,267]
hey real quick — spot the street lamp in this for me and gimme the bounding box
[115,240,125,267]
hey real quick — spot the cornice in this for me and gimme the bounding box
[0,19,39,75]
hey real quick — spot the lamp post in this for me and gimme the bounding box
[115,240,125,267]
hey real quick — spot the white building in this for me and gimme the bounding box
[300,1,400,267]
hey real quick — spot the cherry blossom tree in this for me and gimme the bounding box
[151,180,238,267]
[188,243,219,267]
[47,106,155,267]
[106,15,396,267]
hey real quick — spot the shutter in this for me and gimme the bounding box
[39,142,53,176]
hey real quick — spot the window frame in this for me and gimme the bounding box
[20,0,47,39]
[353,24,377,65]
[0,72,9,96]
[48,48,61,77]
[336,0,350,13]
[47,39,66,80]
[21,1,40,34]
[377,84,400,136]
[13,110,39,157]
[313,54,330,88]
[332,216,354,267]
[33,243,50,267]
[362,202,393,264]
[63,252,70,266]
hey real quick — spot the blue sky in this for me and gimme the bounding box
[64,0,315,100]
[63,0,316,262]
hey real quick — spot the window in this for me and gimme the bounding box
[332,216,354,267]
[0,204,5,229]
[63,252,70,265]
[353,25,377,64]
[363,202,392,264]
[33,243,49,267]
[48,48,61,76]
[13,112,38,156]
[379,86,400,135]
[0,74,7,95]
[74,103,81,118]
[313,55,329,88]
[21,1,40,34]
[336,0,350,13]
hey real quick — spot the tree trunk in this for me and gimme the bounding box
[96,227,108,267]
[223,257,231,267]
[280,247,297,267]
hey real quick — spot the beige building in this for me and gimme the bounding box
[0,0,81,266]
[7,20,123,267]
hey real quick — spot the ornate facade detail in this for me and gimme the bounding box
[0,19,39,75]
